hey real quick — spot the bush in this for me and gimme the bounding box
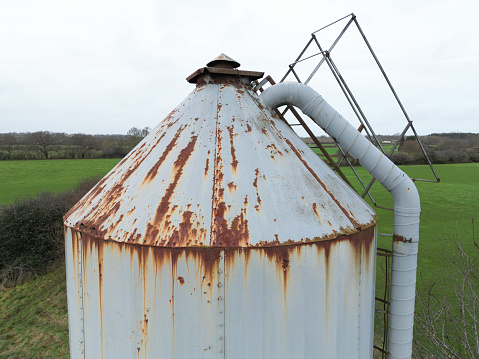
[0,176,101,288]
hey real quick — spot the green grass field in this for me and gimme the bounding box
[0,159,121,205]
[0,159,477,357]
[343,163,478,285]
[309,143,398,157]
[0,263,68,358]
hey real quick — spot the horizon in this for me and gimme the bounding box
[2,130,479,137]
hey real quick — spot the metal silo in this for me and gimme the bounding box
[64,54,381,359]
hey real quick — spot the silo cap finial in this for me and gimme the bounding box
[207,53,240,69]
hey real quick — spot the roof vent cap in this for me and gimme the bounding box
[206,53,240,69]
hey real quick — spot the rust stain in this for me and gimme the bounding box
[147,135,198,244]
[252,168,259,188]
[204,149,211,178]
[143,125,186,184]
[212,201,249,247]
[139,246,150,355]
[210,118,250,246]
[263,245,290,300]
[252,168,262,208]
[226,125,238,171]
[227,181,237,192]
[245,123,252,133]
[165,210,206,247]
[266,143,283,157]
[312,203,321,221]
[70,229,79,282]
[393,234,412,243]
[177,276,185,285]
[224,247,251,288]
[204,158,209,177]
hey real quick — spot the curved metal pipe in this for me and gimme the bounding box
[260,82,420,359]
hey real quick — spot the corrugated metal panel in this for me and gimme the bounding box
[224,226,376,359]
[64,82,376,248]
[66,226,376,359]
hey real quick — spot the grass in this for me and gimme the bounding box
[309,143,398,157]
[0,264,69,359]
[308,143,338,155]
[342,163,479,285]
[0,159,121,205]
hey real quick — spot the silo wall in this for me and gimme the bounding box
[65,225,376,359]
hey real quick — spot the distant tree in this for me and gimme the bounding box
[27,131,57,159]
[126,127,151,150]
[0,134,17,159]
[70,134,98,159]
[396,138,430,164]
[54,132,69,146]
[436,138,467,152]
[101,135,129,158]
[399,138,422,155]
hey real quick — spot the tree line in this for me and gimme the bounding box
[0,127,150,160]
[303,132,479,165]
[391,133,479,165]
[0,130,478,164]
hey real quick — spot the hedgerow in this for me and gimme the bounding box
[0,177,100,288]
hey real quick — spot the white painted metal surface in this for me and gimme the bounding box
[65,226,376,359]
[64,58,379,359]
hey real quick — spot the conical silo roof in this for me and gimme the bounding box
[64,56,377,247]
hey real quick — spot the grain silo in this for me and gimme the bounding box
[64,54,419,359]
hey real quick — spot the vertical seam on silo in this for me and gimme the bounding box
[219,251,226,358]
[210,85,220,247]
[358,238,362,356]
[78,232,86,359]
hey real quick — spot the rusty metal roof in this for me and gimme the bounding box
[206,53,240,68]
[64,69,377,248]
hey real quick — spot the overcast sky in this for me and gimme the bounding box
[1,0,477,136]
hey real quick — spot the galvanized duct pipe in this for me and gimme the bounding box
[260,82,420,359]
